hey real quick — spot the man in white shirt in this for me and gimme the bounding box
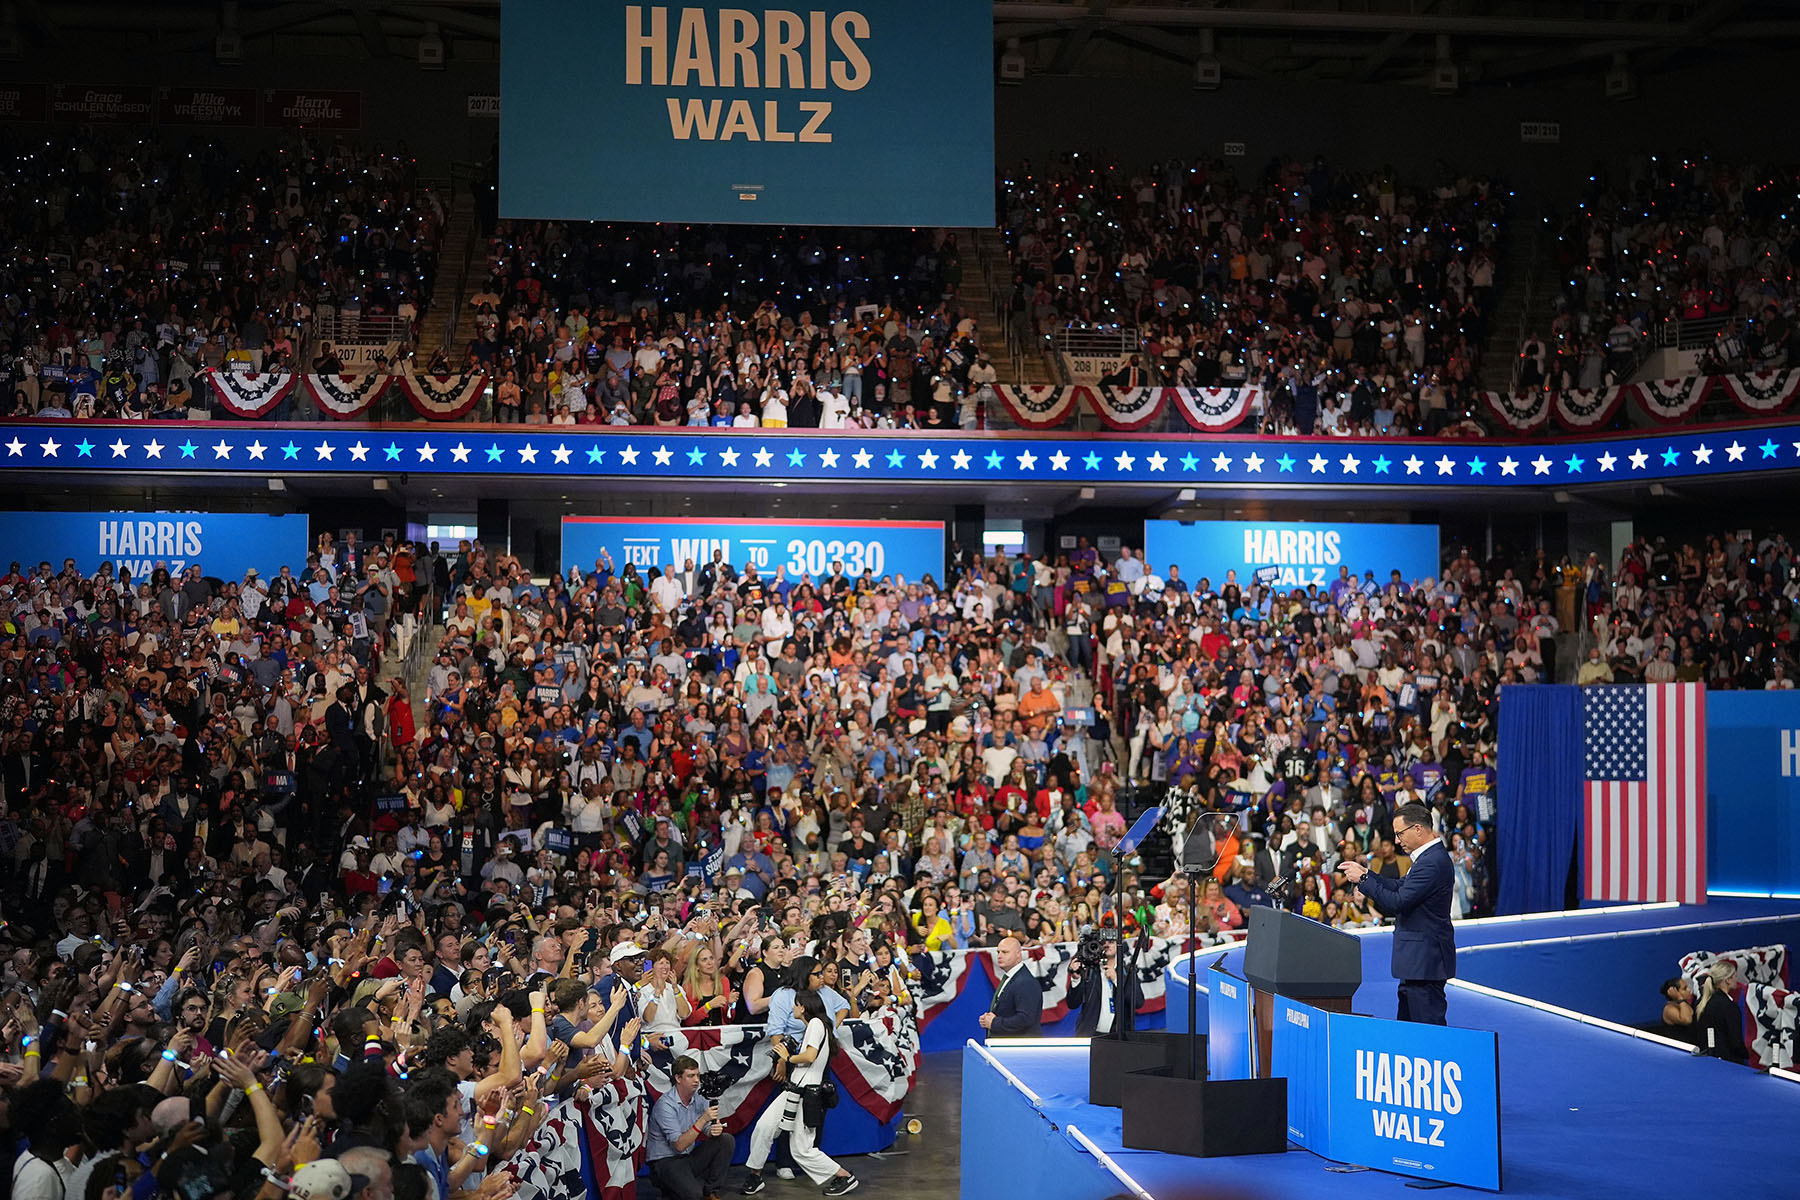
[1131,561,1165,602]
[649,569,684,614]
[634,340,663,378]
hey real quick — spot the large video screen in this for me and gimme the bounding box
[562,515,945,584]
[502,1,995,226]
[1144,520,1442,591]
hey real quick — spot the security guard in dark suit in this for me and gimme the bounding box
[979,935,1043,1039]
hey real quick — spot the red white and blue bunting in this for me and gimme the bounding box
[1085,384,1168,431]
[1553,386,1627,432]
[1714,368,1800,415]
[992,383,1080,429]
[1169,385,1260,431]
[302,373,393,421]
[1745,983,1799,1071]
[912,938,1176,1037]
[1482,387,1552,433]
[1680,945,1791,1070]
[399,367,488,420]
[992,385,1263,432]
[503,1009,919,1200]
[1630,376,1710,424]
[205,369,298,419]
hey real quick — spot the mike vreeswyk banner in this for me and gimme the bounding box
[501,2,994,226]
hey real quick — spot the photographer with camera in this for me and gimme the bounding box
[1070,927,1145,1036]
[647,1055,736,1200]
[741,990,859,1196]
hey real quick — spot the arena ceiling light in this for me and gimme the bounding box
[998,36,1027,83]
[418,22,445,68]
[215,0,242,63]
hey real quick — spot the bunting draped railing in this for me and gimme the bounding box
[205,369,299,419]
[65,368,1800,440]
[205,368,489,421]
[992,384,1263,432]
[504,1009,919,1200]
[302,373,394,420]
[398,367,489,420]
[1479,367,1800,433]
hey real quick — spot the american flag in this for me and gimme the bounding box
[1581,683,1707,903]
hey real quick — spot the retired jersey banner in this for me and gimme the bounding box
[0,84,46,122]
[158,87,257,126]
[501,1,994,226]
[263,89,362,129]
[50,85,154,124]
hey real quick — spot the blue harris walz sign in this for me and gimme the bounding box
[1145,519,1442,591]
[0,512,310,583]
[1326,1010,1500,1190]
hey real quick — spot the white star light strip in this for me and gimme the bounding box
[0,428,1796,487]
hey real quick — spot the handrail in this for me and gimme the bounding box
[974,232,1023,382]
[1656,313,1732,350]
[1053,325,1139,360]
[1507,214,1542,392]
[437,207,480,367]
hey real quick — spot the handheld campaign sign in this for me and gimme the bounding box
[502,1,994,226]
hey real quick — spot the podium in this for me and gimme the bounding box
[1241,906,1361,1077]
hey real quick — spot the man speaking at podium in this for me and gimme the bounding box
[1340,803,1455,1025]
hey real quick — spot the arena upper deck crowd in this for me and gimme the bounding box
[4,517,1800,1195]
[9,136,1800,441]
[0,130,440,421]
[996,153,1506,435]
[1527,155,1800,391]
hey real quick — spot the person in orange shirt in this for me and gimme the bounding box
[1017,675,1061,735]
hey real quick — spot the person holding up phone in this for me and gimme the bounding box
[636,949,688,1046]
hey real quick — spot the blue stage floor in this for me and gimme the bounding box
[982,900,1800,1199]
